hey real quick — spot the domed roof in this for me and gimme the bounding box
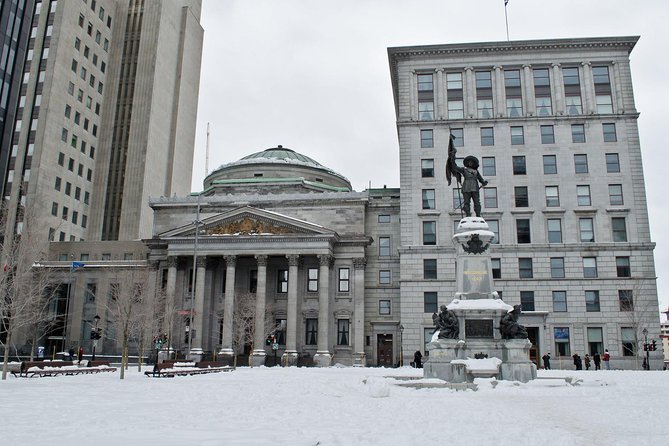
[239,145,324,168]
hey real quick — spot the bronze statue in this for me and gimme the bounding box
[499,305,529,339]
[446,134,488,217]
[432,305,459,339]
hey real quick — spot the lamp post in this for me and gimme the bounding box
[187,192,202,361]
[642,328,649,370]
[399,324,404,367]
[92,315,100,361]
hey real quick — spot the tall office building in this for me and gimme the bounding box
[2,0,202,244]
[388,36,662,369]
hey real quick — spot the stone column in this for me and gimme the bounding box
[313,255,332,367]
[435,68,445,120]
[552,63,564,115]
[581,62,594,114]
[494,65,504,117]
[165,256,177,326]
[352,257,367,366]
[282,254,300,366]
[612,61,625,113]
[523,64,535,116]
[219,255,237,359]
[409,70,417,120]
[464,67,475,118]
[250,255,268,367]
[189,256,207,360]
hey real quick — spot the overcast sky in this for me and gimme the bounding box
[190,0,669,314]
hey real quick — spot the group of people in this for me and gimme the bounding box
[541,350,611,371]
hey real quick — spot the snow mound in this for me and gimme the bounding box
[365,376,390,398]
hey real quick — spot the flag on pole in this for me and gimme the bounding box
[504,0,509,5]
[445,134,461,186]
[71,261,85,271]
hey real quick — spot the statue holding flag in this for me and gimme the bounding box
[445,134,488,217]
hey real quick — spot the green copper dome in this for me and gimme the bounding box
[240,145,324,168]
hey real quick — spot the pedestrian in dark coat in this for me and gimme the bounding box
[542,353,551,370]
[413,351,423,368]
[77,347,84,363]
[584,354,591,370]
[593,353,601,370]
[572,353,582,370]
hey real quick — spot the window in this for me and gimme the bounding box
[418,102,434,120]
[585,290,600,312]
[520,291,535,311]
[68,158,75,171]
[550,258,565,278]
[62,206,69,221]
[65,182,71,196]
[275,319,286,345]
[483,188,498,209]
[422,189,435,209]
[606,153,620,173]
[421,159,434,178]
[476,71,493,118]
[491,258,501,279]
[583,257,598,278]
[482,157,496,176]
[577,185,591,206]
[424,259,437,279]
[619,290,634,311]
[519,258,533,279]
[305,319,318,345]
[574,154,588,173]
[72,211,78,225]
[612,217,627,242]
[446,72,464,119]
[420,129,433,148]
[587,327,603,356]
[481,127,494,146]
[85,283,97,303]
[516,219,531,243]
[55,177,61,191]
[379,300,391,316]
[338,268,350,292]
[609,184,623,205]
[378,214,390,223]
[424,292,438,313]
[593,66,613,114]
[533,68,552,115]
[545,186,560,207]
[51,202,58,216]
[543,155,557,174]
[277,269,288,293]
[307,268,318,292]
[337,319,349,345]
[552,291,567,312]
[488,220,499,244]
[379,237,391,256]
[84,191,90,205]
[579,218,594,242]
[505,69,523,117]
[616,257,631,277]
[423,221,436,245]
[82,215,87,228]
[514,186,528,207]
[603,123,617,142]
[563,67,582,115]
[510,126,524,145]
[540,125,555,144]
[571,124,585,143]
[451,128,464,147]
[621,327,636,356]
[512,156,526,175]
[58,153,65,166]
[379,270,391,285]
[417,73,433,92]
[554,327,570,356]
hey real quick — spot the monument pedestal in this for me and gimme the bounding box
[281,351,299,367]
[313,352,333,367]
[249,350,267,367]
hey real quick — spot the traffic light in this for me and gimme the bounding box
[266,335,272,345]
[651,340,657,351]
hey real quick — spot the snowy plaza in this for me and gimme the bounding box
[1,365,668,445]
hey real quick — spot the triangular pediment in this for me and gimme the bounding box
[160,206,337,238]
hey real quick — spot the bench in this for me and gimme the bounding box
[144,361,234,378]
[11,360,117,378]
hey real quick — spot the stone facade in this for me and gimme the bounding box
[389,36,663,370]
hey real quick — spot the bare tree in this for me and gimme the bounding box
[105,266,155,379]
[1,206,57,380]
[231,293,279,366]
[619,280,660,369]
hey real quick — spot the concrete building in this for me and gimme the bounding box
[2,0,202,245]
[388,36,662,369]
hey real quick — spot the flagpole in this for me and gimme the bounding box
[504,0,510,41]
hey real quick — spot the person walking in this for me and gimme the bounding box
[572,353,582,370]
[603,349,611,370]
[413,351,423,369]
[584,354,591,370]
[77,346,84,364]
[542,353,551,370]
[593,352,601,370]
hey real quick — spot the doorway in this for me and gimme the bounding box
[526,327,539,367]
[377,334,393,367]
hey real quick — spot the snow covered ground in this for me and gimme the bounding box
[1,365,667,445]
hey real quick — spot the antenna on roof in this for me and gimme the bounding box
[205,122,210,177]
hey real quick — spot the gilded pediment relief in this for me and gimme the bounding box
[207,217,296,235]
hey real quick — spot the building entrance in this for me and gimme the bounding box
[377,334,393,367]
[526,327,539,367]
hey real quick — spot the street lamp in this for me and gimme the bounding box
[642,328,649,371]
[399,324,404,367]
[187,192,202,361]
[92,315,100,361]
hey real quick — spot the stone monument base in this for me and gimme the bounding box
[249,350,267,367]
[282,351,299,367]
[313,351,332,367]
